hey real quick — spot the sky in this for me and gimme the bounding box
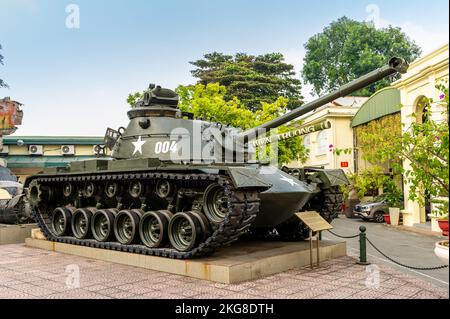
[1,0,449,136]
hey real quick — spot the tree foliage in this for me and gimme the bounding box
[302,17,421,97]
[390,83,449,210]
[348,83,449,214]
[355,113,402,166]
[190,52,303,111]
[176,83,308,165]
[0,44,8,89]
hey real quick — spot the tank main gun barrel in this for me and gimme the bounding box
[238,57,409,143]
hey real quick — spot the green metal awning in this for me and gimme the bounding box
[351,87,401,127]
[1,155,102,168]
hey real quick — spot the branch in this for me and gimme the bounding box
[401,152,449,193]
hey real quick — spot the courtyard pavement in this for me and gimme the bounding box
[325,217,449,288]
[0,244,448,299]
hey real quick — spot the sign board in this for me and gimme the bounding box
[340,162,349,168]
[0,97,23,136]
[295,211,333,232]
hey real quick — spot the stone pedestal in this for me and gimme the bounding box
[0,223,37,244]
[26,230,346,284]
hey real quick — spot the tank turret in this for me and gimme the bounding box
[106,58,408,166]
[25,57,409,259]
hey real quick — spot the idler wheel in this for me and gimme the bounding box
[168,212,203,252]
[139,210,173,248]
[91,209,118,242]
[203,184,228,224]
[51,207,74,236]
[114,209,143,244]
[71,208,96,239]
[29,181,42,207]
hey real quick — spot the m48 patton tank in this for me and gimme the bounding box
[25,58,408,259]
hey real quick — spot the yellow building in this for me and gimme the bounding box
[0,136,107,182]
[392,43,449,230]
[290,97,367,174]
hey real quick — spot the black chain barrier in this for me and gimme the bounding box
[366,237,449,271]
[327,229,359,239]
[326,229,449,271]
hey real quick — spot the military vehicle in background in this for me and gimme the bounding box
[0,162,32,224]
[0,97,32,224]
[25,58,408,259]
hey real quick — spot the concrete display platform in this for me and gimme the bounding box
[0,223,37,245]
[26,231,346,284]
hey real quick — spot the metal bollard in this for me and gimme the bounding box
[357,226,370,265]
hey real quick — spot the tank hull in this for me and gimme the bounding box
[24,160,333,259]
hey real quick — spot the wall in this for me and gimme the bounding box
[392,43,449,227]
[288,105,360,174]
[1,137,107,182]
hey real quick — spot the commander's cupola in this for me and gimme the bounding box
[127,84,182,121]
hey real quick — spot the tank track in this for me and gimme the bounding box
[275,186,344,241]
[29,171,260,259]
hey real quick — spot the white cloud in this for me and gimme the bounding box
[365,4,449,56]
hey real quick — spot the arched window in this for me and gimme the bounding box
[415,96,430,124]
[317,130,328,155]
[303,135,311,150]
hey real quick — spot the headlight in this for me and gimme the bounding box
[361,206,371,211]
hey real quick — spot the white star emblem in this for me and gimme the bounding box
[132,136,146,155]
[280,175,299,186]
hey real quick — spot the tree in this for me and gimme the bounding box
[302,17,421,97]
[190,52,303,111]
[390,83,449,213]
[176,83,308,165]
[0,44,8,88]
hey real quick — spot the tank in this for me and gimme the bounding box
[25,57,408,258]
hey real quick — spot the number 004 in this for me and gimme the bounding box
[154,141,177,154]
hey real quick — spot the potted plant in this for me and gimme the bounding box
[438,217,449,236]
[430,199,449,236]
[434,240,449,264]
[384,183,404,226]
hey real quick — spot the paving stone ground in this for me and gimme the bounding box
[0,244,448,299]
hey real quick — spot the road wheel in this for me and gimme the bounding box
[140,210,172,248]
[91,209,117,242]
[71,208,95,239]
[114,209,143,245]
[51,207,73,236]
[168,212,203,252]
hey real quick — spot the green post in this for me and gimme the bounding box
[357,225,370,265]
